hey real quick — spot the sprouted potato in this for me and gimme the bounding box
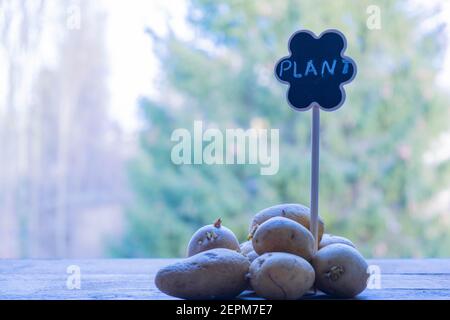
[249,203,324,241]
[249,252,315,300]
[155,248,249,299]
[252,217,315,261]
[187,218,240,257]
[319,234,355,249]
[312,243,369,298]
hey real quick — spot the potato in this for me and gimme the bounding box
[249,252,315,300]
[252,217,315,261]
[244,250,259,291]
[319,234,355,250]
[249,203,324,242]
[187,218,240,257]
[246,250,259,263]
[312,244,369,298]
[239,241,254,256]
[155,248,250,299]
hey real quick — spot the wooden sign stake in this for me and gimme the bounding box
[310,104,320,251]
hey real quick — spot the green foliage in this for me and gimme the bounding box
[114,0,450,258]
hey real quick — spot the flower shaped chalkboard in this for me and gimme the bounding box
[275,29,356,111]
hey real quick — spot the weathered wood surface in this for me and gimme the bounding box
[0,259,449,300]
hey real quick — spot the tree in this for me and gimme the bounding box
[116,0,450,258]
[0,0,46,257]
[27,0,127,258]
[0,0,126,257]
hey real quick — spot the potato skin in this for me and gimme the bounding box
[246,250,259,263]
[239,241,254,256]
[312,244,369,298]
[155,248,250,299]
[187,222,240,257]
[319,234,355,250]
[252,217,315,261]
[249,252,315,300]
[244,250,259,291]
[250,204,324,241]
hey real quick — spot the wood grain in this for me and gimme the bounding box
[0,259,448,300]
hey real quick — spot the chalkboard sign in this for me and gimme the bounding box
[274,29,357,250]
[275,29,356,111]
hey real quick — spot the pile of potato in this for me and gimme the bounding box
[155,203,369,300]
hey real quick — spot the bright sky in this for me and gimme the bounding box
[103,0,450,134]
[104,0,191,133]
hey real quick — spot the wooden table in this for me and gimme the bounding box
[0,259,448,300]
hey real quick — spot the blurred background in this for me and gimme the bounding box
[1,0,450,259]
